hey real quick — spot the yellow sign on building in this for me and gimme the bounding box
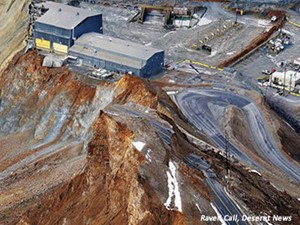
[35,38,50,50]
[53,42,68,54]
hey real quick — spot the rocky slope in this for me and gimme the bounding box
[0,0,29,71]
[0,51,211,224]
[0,51,299,225]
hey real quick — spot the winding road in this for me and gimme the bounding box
[188,154,247,225]
[175,89,300,183]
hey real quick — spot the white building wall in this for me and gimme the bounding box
[272,71,300,90]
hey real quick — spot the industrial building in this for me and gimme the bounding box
[271,70,300,91]
[33,1,102,54]
[69,32,164,77]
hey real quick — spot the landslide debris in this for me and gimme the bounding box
[0,51,299,225]
[0,51,212,224]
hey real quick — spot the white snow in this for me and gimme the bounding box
[164,161,182,212]
[146,149,152,162]
[270,183,283,192]
[210,203,227,225]
[298,198,300,202]
[168,79,175,83]
[131,141,145,151]
[249,169,262,176]
[197,17,212,26]
[166,91,178,95]
[145,42,152,46]
[195,203,202,213]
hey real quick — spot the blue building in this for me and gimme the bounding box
[69,32,164,77]
[33,1,102,54]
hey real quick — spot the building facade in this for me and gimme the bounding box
[33,1,102,54]
[69,32,164,77]
[271,71,300,91]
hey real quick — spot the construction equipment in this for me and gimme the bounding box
[202,44,212,53]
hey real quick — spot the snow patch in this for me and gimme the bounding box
[167,91,178,95]
[195,203,202,213]
[145,42,152,46]
[270,183,283,192]
[146,149,152,162]
[164,161,182,212]
[249,169,261,176]
[131,141,145,151]
[298,198,300,202]
[169,79,175,83]
[197,17,212,26]
[210,203,227,225]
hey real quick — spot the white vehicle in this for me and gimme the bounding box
[262,70,271,75]
[271,16,277,22]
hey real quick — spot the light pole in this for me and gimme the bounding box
[235,0,239,24]
[283,64,286,95]
[289,73,292,93]
[282,60,289,96]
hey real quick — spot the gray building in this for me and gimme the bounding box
[69,32,164,77]
[33,1,102,54]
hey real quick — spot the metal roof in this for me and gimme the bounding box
[35,2,101,29]
[69,32,163,69]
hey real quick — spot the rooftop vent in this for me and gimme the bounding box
[58,8,61,12]
[109,38,112,42]
[77,12,79,16]
[127,44,130,47]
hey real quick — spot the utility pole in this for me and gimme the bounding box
[289,73,293,93]
[235,0,239,24]
[283,62,287,95]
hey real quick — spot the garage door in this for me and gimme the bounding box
[53,42,68,54]
[35,38,50,50]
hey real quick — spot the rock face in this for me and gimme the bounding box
[0,51,300,225]
[0,51,210,224]
[0,0,29,71]
[16,113,185,225]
